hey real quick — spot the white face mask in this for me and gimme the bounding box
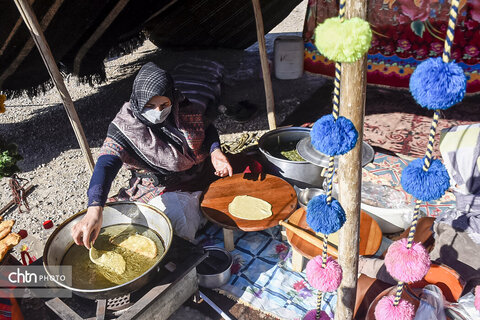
[141,106,171,124]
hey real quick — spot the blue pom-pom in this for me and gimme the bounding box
[310,114,358,156]
[401,158,450,201]
[306,194,346,235]
[409,57,466,110]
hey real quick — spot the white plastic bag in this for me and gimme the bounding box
[414,285,447,320]
[148,191,206,241]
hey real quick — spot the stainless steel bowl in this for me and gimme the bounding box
[197,246,232,289]
[43,202,173,300]
[258,127,325,189]
[297,188,326,209]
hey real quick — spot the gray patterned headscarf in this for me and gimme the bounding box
[130,62,175,124]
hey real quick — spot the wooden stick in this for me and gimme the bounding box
[0,184,34,216]
[251,0,276,130]
[13,0,95,174]
[279,220,338,257]
[336,4,368,319]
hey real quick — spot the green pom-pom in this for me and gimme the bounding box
[314,17,372,63]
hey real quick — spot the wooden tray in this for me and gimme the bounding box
[286,207,383,259]
[201,173,297,231]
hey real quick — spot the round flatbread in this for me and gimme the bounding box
[110,234,158,259]
[228,195,273,220]
[96,251,126,275]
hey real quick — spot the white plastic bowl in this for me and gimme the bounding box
[360,203,413,234]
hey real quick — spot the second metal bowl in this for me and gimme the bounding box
[297,188,326,209]
[197,246,233,289]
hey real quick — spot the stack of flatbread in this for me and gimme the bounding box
[0,218,21,262]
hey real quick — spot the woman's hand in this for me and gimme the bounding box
[211,148,233,177]
[71,206,103,249]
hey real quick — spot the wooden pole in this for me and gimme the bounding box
[251,0,276,130]
[335,1,368,319]
[13,0,95,173]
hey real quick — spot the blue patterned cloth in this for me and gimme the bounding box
[197,224,336,320]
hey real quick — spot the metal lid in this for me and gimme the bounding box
[296,136,375,168]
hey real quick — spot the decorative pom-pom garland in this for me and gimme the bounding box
[400,158,450,202]
[306,194,346,235]
[314,17,372,63]
[384,238,431,283]
[306,256,343,292]
[310,114,358,156]
[475,285,480,311]
[409,57,467,110]
[303,309,331,320]
[374,295,415,320]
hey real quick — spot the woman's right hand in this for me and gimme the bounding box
[71,206,103,249]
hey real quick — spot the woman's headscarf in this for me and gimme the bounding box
[107,62,209,174]
[129,62,176,125]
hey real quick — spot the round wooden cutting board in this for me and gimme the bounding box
[286,207,383,259]
[201,173,297,231]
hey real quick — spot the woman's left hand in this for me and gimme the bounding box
[211,149,233,177]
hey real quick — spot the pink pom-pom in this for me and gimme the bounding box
[306,256,343,292]
[384,238,431,283]
[374,295,415,320]
[475,285,480,311]
[303,309,331,320]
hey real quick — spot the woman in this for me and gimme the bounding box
[72,62,232,248]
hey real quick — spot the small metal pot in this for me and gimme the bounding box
[258,127,325,189]
[197,246,232,289]
[43,202,173,300]
[297,188,326,209]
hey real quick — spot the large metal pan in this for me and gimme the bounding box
[43,201,173,300]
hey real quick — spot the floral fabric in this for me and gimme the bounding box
[304,0,480,93]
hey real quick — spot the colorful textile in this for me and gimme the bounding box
[303,0,480,93]
[363,112,473,158]
[110,102,208,173]
[98,137,208,204]
[362,152,456,217]
[197,225,336,320]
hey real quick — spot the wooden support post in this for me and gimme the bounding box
[336,2,368,319]
[13,0,95,173]
[223,228,235,251]
[251,0,276,130]
[291,248,305,272]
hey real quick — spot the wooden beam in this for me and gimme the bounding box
[0,0,63,87]
[251,0,276,130]
[13,0,95,173]
[336,1,368,319]
[73,0,130,75]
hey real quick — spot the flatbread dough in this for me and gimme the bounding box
[110,234,157,259]
[95,251,126,275]
[228,195,273,220]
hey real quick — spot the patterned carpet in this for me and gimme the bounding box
[282,84,480,159]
